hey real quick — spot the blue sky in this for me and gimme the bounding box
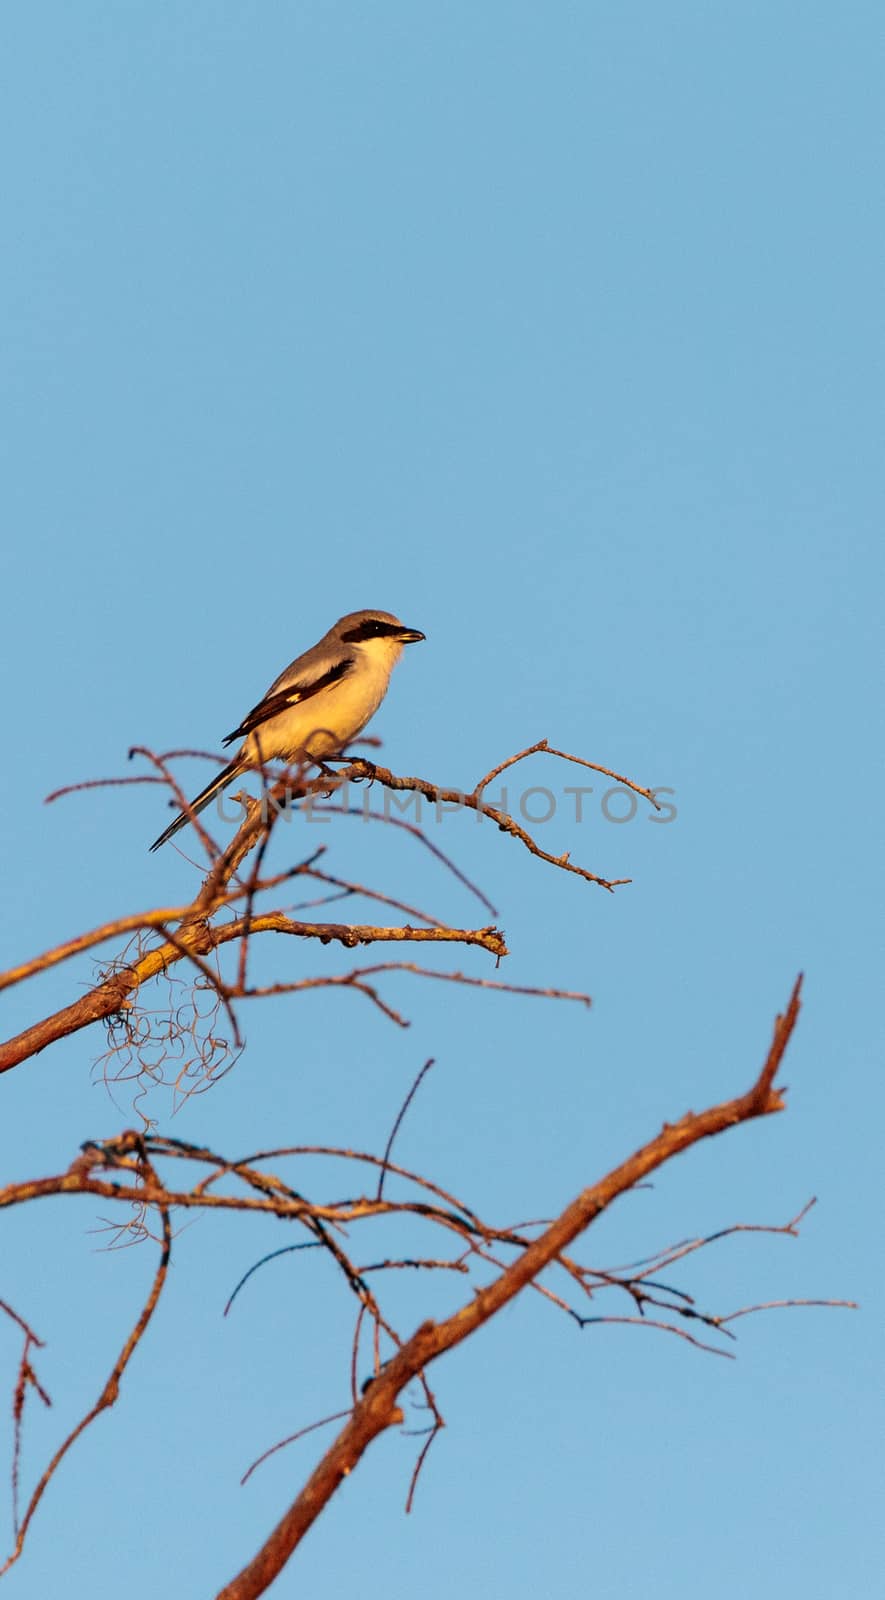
[1,4,882,1596]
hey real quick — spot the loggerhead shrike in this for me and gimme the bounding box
[149,608,425,851]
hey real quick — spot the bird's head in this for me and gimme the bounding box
[334,609,426,663]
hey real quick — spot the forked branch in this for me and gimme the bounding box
[1,739,644,1078]
[0,977,855,1589]
[214,976,808,1600]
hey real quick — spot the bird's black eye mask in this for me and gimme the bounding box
[340,619,408,643]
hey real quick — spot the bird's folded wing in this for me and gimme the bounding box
[223,657,354,745]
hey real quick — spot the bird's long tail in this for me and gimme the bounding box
[149,759,247,852]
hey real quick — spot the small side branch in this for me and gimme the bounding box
[0,1207,171,1577]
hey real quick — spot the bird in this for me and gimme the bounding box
[149,608,425,851]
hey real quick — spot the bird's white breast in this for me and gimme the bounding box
[242,638,404,764]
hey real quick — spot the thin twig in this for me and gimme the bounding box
[377,1060,436,1200]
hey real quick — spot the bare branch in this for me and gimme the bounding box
[472,737,661,810]
[213,977,805,1600]
[0,1206,171,1576]
[377,1059,436,1200]
[342,758,632,892]
[236,963,591,1021]
[315,803,499,916]
[0,976,853,1595]
[4,739,631,1077]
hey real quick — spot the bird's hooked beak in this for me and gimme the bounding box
[397,626,426,643]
